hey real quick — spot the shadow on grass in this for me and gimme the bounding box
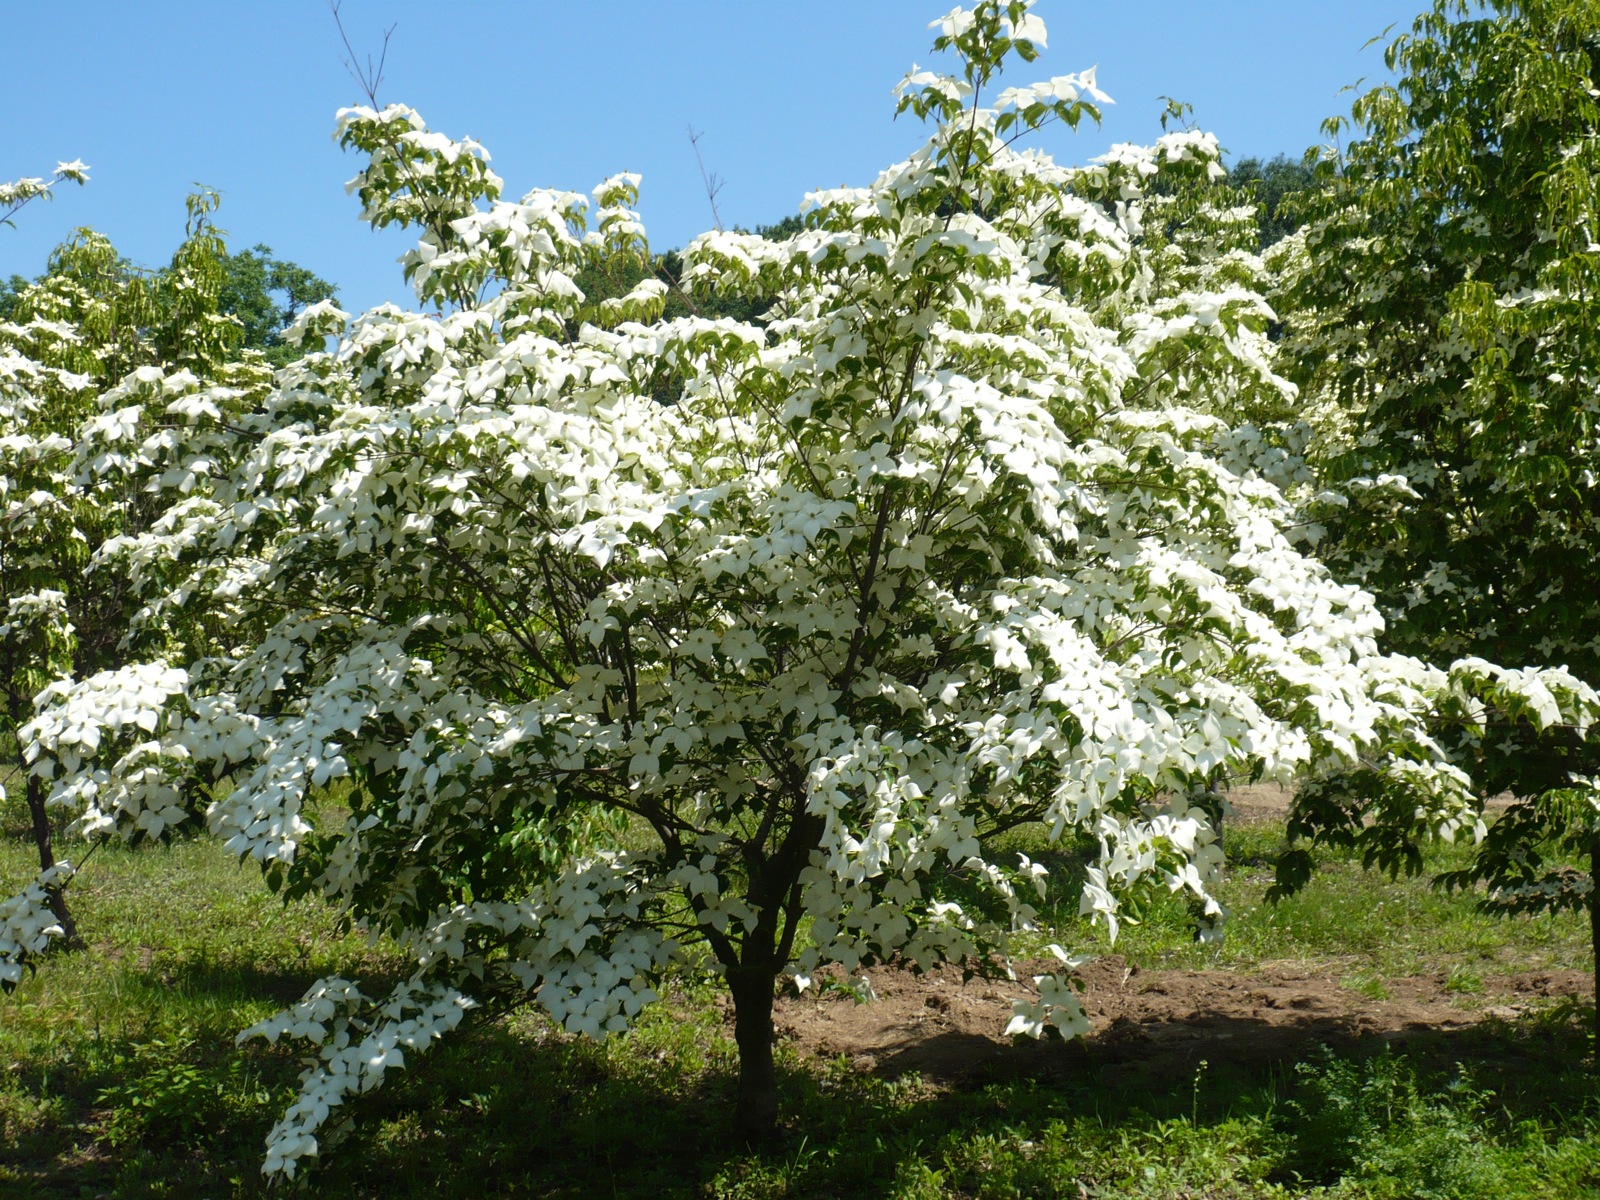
[13,987,1594,1200]
[144,952,377,1010]
[1,1028,304,1199]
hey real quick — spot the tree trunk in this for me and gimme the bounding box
[25,771,77,947]
[727,967,779,1144]
[1591,834,1600,1053]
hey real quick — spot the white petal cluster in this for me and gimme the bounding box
[242,977,475,1177]
[1448,656,1600,737]
[0,862,74,987]
[22,663,190,838]
[0,160,87,221]
[1005,946,1094,1039]
[0,589,70,637]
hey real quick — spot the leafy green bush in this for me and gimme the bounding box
[96,1029,275,1149]
[1285,1047,1503,1199]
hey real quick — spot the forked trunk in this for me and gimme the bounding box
[26,772,77,947]
[727,967,779,1144]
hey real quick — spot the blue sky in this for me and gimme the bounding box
[4,1,1422,316]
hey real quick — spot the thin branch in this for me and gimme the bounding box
[329,1,395,106]
[687,126,726,234]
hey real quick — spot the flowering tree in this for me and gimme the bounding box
[0,159,93,948]
[4,1,1540,1177]
[1,191,271,964]
[1272,0,1600,1028]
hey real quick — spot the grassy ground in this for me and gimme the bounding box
[1,790,1596,1198]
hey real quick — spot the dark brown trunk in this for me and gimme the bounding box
[1591,835,1600,1053]
[728,967,778,1144]
[720,804,822,1143]
[25,772,77,947]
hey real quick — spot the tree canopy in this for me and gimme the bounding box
[1,219,336,363]
[1272,0,1600,1008]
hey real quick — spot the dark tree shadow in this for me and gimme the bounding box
[11,966,1595,1200]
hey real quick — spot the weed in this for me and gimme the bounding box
[1285,1047,1504,1198]
[1445,962,1484,995]
[94,1029,277,1148]
[1344,973,1391,1001]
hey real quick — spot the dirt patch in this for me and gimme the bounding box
[1221,783,1518,827]
[772,956,1591,1084]
[1224,783,1293,825]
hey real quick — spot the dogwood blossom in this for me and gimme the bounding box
[0,862,74,987]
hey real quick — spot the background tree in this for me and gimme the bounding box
[1229,153,1315,250]
[1272,0,1600,1029]
[217,244,339,365]
[0,192,272,961]
[2,237,336,365]
[0,276,31,322]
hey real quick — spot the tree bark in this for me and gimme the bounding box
[25,771,77,947]
[727,966,779,1144]
[1590,834,1600,1053]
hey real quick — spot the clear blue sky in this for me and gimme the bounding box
[3,1,1423,316]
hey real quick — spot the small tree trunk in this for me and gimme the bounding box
[1591,834,1600,1052]
[727,967,779,1144]
[25,772,77,947]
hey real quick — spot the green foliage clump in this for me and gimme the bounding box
[217,243,339,365]
[1271,0,1600,1006]
[95,1028,277,1148]
[1285,1049,1504,1198]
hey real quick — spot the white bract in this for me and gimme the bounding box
[1,0,1548,1178]
[0,160,87,230]
[0,861,74,987]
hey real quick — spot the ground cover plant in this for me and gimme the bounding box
[4,0,1600,1192]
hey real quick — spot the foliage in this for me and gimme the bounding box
[1228,154,1315,250]
[1,228,337,368]
[1271,0,1600,963]
[1286,1048,1505,1199]
[217,244,340,365]
[95,1027,277,1148]
[0,275,32,322]
[4,0,1589,1183]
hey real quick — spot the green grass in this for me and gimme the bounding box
[1,812,1596,1198]
[978,819,1590,980]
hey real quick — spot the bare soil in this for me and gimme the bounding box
[772,956,1592,1086]
[1225,783,1295,825]
[1221,782,1517,826]
[760,784,1580,1086]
